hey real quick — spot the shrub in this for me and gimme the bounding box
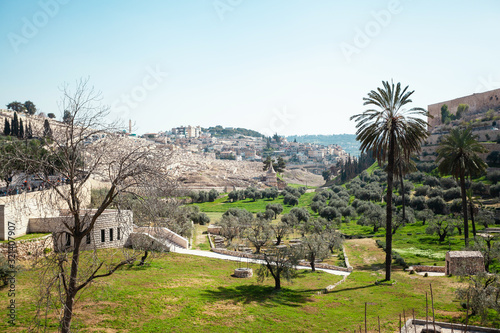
[440,177,458,189]
[427,187,443,198]
[427,197,448,215]
[414,185,429,197]
[490,184,500,198]
[471,181,487,195]
[406,171,426,183]
[424,176,440,187]
[487,171,500,185]
[449,199,463,214]
[310,201,326,213]
[319,206,340,221]
[283,194,299,206]
[329,199,347,209]
[410,196,427,210]
[443,188,461,201]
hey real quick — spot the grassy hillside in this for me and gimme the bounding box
[1,247,481,332]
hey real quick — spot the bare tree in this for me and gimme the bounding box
[17,79,176,332]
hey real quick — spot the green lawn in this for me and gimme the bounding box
[0,246,482,333]
[193,192,315,215]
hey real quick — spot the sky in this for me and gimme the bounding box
[0,0,499,136]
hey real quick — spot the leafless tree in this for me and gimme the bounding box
[15,79,177,332]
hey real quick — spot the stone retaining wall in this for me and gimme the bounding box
[411,265,445,273]
[298,261,353,273]
[0,235,53,261]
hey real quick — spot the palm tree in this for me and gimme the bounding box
[436,127,487,247]
[351,80,428,281]
[393,149,417,222]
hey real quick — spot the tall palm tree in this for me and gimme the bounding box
[351,80,428,281]
[393,149,417,222]
[436,127,487,247]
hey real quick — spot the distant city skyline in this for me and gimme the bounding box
[1,0,499,136]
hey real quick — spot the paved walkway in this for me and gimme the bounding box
[170,245,351,276]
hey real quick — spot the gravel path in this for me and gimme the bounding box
[170,246,351,276]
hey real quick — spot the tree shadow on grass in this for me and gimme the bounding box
[352,263,386,271]
[201,284,318,308]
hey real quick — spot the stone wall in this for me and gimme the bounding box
[298,260,353,273]
[133,226,189,249]
[0,182,91,241]
[445,251,485,275]
[0,234,53,261]
[29,210,133,252]
[428,88,500,131]
[411,265,445,273]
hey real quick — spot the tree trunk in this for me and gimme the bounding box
[400,165,406,221]
[61,238,82,333]
[139,250,149,266]
[276,236,282,246]
[310,253,316,272]
[470,203,476,238]
[274,275,281,290]
[385,134,395,281]
[459,172,469,247]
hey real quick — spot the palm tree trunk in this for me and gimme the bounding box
[470,203,476,238]
[399,164,406,221]
[459,171,469,247]
[385,135,395,281]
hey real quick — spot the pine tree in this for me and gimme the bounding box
[3,118,10,136]
[12,113,19,137]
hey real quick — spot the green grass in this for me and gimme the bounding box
[0,233,50,243]
[1,247,483,332]
[193,192,316,215]
[365,161,380,175]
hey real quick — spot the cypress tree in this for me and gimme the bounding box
[27,122,33,139]
[12,113,19,137]
[3,118,10,136]
[43,119,53,138]
[19,118,24,138]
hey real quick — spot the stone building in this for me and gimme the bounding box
[263,163,278,187]
[445,251,485,275]
[29,209,133,252]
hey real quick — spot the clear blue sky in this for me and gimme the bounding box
[1,0,499,136]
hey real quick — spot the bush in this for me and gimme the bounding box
[440,177,458,189]
[410,196,427,210]
[329,199,347,209]
[283,194,299,206]
[427,187,443,198]
[406,171,426,183]
[490,184,500,198]
[417,162,438,173]
[414,185,429,197]
[427,197,448,215]
[424,176,440,187]
[487,171,500,185]
[471,181,487,195]
[449,199,463,214]
[443,188,461,201]
[319,206,340,221]
[310,201,326,213]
